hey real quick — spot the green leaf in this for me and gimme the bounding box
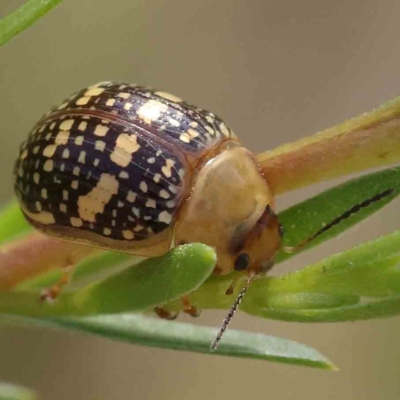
[0,383,37,400]
[29,314,334,369]
[0,0,63,47]
[0,244,216,317]
[0,202,31,244]
[241,230,400,322]
[276,166,400,263]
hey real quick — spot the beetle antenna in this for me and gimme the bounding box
[211,273,255,351]
[283,188,394,253]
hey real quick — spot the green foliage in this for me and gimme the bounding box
[1,166,399,368]
[0,244,216,318]
[0,383,37,400]
[37,314,335,369]
[0,0,62,47]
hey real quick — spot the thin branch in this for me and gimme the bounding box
[0,0,63,47]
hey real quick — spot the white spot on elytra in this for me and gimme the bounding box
[41,188,48,199]
[206,125,215,135]
[123,230,134,240]
[78,121,87,131]
[137,100,168,124]
[127,191,137,202]
[162,159,175,178]
[78,173,119,222]
[179,133,190,143]
[78,151,86,164]
[70,217,83,227]
[76,97,90,105]
[62,148,70,159]
[140,181,148,193]
[146,199,156,208]
[75,136,84,146]
[106,98,116,107]
[95,141,106,152]
[33,173,40,184]
[103,228,112,236]
[110,134,140,167]
[43,160,54,172]
[153,174,161,183]
[43,145,57,158]
[94,125,109,136]
[118,92,130,99]
[55,130,70,145]
[159,211,172,224]
[168,118,180,127]
[21,206,55,225]
[85,88,105,97]
[166,200,176,208]
[220,122,230,137]
[60,120,74,131]
[71,180,79,189]
[159,189,170,199]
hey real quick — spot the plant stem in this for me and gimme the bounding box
[0,0,63,47]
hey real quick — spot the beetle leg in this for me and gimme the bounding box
[40,264,73,303]
[225,274,243,295]
[154,306,178,320]
[182,295,201,317]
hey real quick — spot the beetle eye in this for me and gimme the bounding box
[234,253,250,271]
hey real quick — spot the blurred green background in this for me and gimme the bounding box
[1,0,400,399]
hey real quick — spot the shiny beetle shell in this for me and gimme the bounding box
[14,82,282,275]
[14,82,235,254]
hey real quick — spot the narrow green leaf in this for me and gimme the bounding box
[0,383,37,400]
[241,230,400,322]
[0,202,31,244]
[0,0,63,47]
[32,314,334,369]
[0,244,215,318]
[276,166,400,263]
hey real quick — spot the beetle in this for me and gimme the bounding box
[13,81,393,349]
[14,81,282,278]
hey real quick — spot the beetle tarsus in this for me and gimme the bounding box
[39,265,72,303]
[154,306,178,320]
[182,295,201,317]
